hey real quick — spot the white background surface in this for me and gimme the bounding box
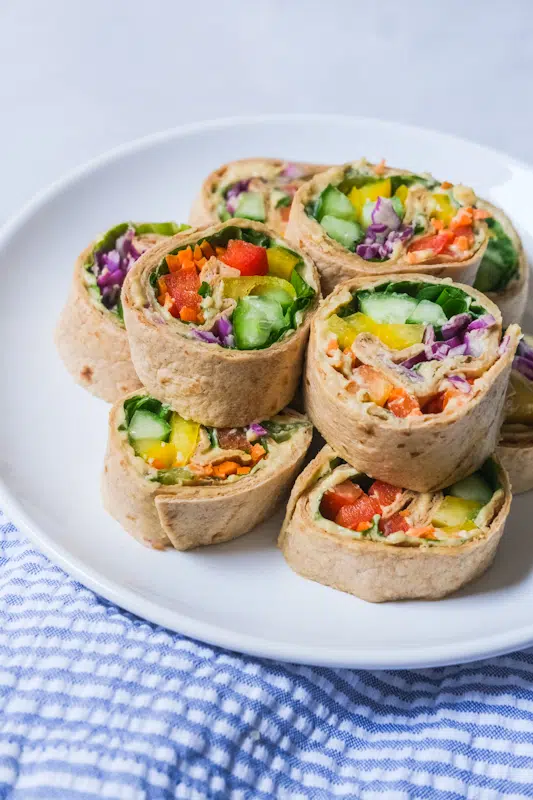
[1,0,533,224]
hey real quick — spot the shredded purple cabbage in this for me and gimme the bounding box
[466,314,496,332]
[401,308,499,367]
[249,422,268,437]
[513,356,533,381]
[517,337,533,361]
[280,163,302,180]
[225,180,251,214]
[441,313,471,340]
[463,329,485,358]
[191,315,234,348]
[499,334,511,357]
[447,375,471,393]
[93,226,143,310]
[423,325,435,346]
[356,197,413,261]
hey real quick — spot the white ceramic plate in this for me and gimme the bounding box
[1,114,532,670]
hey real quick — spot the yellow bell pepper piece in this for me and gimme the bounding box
[170,413,200,466]
[223,275,296,301]
[432,193,455,226]
[437,520,478,536]
[394,184,408,204]
[328,312,424,351]
[348,178,392,219]
[431,496,483,529]
[136,439,177,469]
[266,246,300,280]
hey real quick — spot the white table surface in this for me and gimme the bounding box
[1,0,532,225]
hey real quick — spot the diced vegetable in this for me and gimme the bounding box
[474,218,519,292]
[408,231,454,255]
[368,480,402,507]
[432,193,455,226]
[334,494,381,530]
[232,295,286,350]
[407,299,447,326]
[221,240,268,276]
[320,480,363,520]
[352,365,393,407]
[358,291,418,324]
[235,192,266,222]
[447,473,493,505]
[386,388,422,418]
[129,409,171,443]
[431,496,483,528]
[169,414,200,466]
[379,512,409,536]
[328,312,424,351]
[320,215,363,249]
[438,520,478,536]
[316,185,356,221]
[348,178,392,218]
[222,275,295,304]
[266,246,300,280]
[135,439,177,469]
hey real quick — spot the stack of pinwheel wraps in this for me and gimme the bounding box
[56,156,530,601]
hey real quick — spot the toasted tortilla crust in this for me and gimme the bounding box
[189,157,328,234]
[477,199,529,327]
[102,392,312,550]
[279,445,511,602]
[286,163,488,296]
[122,219,320,427]
[497,439,533,494]
[55,244,141,402]
[305,274,521,492]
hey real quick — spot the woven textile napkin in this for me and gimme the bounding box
[1,510,532,800]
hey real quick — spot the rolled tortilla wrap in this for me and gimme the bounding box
[497,334,533,493]
[286,159,489,295]
[279,445,511,602]
[102,391,312,550]
[189,157,328,236]
[122,219,320,427]
[55,221,187,402]
[305,273,521,492]
[473,199,529,327]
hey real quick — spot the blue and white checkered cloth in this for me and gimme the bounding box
[1,510,533,800]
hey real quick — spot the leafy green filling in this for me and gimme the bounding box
[474,218,519,293]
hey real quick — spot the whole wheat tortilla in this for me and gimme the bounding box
[189,157,328,235]
[305,273,521,492]
[102,392,313,550]
[55,243,141,402]
[279,445,511,602]
[497,439,533,494]
[286,161,489,295]
[476,199,529,327]
[122,219,321,427]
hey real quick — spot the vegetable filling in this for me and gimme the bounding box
[324,279,509,417]
[152,225,316,350]
[216,162,321,230]
[306,159,489,263]
[84,222,187,319]
[503,335,533,438]
[474,216,520,293]
[121,394,308,485]
[313,457,503,546]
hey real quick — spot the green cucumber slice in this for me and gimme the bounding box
[321,216,363,250]
[254,286,294,312]
[315,185,356,222]
[233,295,286,350]
[360,200,376,229]
[407,299,447,326]
[447,473,493,506]
[358,291,418,324]
[129,410,171,442]
[235,192,266,222]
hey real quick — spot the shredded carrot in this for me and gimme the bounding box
[200,241,215,259]
[215,246,226,257]
[356,521,372,532]
[201,464,214,476]
[386,387,422,418]
[178,246,193,265]
[250,443,266,464]
[179,306,198,322]
[473,208,491,220]
[431,218,444,232]
[450,207,474,230]
[236,466,252,475]
[166,254,181,272]
[213,461,239,478]
[180,259,197,274]
[196,256,207,268]
[440,181,453,189]
[374,158,386,175]
[408,526,437,540]
[326,338,339,356]
[193,245,202,261]
[454,235,470,252]
[196,311,205,324]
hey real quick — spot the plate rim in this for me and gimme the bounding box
[2,112,533,670]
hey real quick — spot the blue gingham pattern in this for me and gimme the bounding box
[2,510,533,800]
